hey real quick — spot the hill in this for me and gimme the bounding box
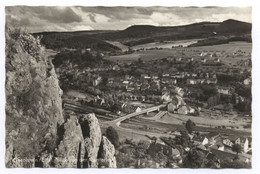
[33,31,121,52]
[34,19,251,49]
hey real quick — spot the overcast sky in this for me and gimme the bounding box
[5,6,251,32]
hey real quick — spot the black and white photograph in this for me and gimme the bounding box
[1,1,259,173]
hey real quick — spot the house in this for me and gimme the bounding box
[201,58,207,63]
[126,87,135,92]
[172,95,186,108]
[188,57,194,62]
[193,135,209,145]
[177,106,188,115]
[173,86,184,97]
[177,57,182,62]
[93,76,102,86]
[191,73,197,77]
[187,79,197,85]
[214,58,220,63]
[211,142,225,151]
[172,79,177,85]
[217,87,230,95]
[141,74,151,79]
[243,78,251,85]
[122,80,130,86]
[196,144,207,151]
[222,138,234,148]
[212,74,217,79]
[168,103,177,113]
[240,137,249,153]
[188,106,195,114]
[152,74,159,80]
[135,107,142,113]
[206,78,217,84]
[206,132,221,145]
[200,52,208,56]
[161,93,172,102]
[162,73,170,77]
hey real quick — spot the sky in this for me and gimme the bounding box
[5,6,252,32]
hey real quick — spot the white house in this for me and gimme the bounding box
[193,135,209,145]
[135,107,142,113]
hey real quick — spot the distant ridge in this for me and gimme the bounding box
[34,19,251,50]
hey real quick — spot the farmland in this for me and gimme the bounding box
[106,41,252,63]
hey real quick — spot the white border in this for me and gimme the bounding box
[0,1,259,174]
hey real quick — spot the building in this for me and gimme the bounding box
[217,87,230,95]
[206,78,217,84]
[240,137,249,153]
[223,138,234,148]
[214,58,220,63]
[187,79,197,85]
[193,135,209,145]
[211,142,225,151]
[135,107,142,113]
[168,103,177,113]
[201,58,207,63]
[177,106,188,115]
[93,76,102,86]
[161,93,172,102]
[173,86,184,97]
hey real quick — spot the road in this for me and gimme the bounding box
[102,104,177,139]
[64,102,173,139]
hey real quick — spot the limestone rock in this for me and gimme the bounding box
[98,136,117,168]
[5,29,64,167]
[79,113,102,168]
[54,117,85,168]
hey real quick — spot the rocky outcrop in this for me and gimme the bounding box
[98,136,117,168]
[5,29,64,167]
[54,117,85,168]
[79,113,102,168]
[5,29,116,168]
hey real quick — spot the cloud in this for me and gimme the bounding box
[88,13,96,23]
[6,15,31,27]
[5,6,251,32]
[35,7,82,23]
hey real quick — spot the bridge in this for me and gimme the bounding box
[108,104,166,126]
[64,102,171,138]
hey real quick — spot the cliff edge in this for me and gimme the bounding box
[5,28,116,168]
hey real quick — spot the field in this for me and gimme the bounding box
[131,39,200,50]
[106,41,252,63]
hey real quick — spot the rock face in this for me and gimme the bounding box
[98,136,117,168]
[5,29,116,168]
[5,29,64,167]
[79,113,102,168]
[54,117,85,168]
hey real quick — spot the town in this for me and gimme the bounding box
[53,39,252,168]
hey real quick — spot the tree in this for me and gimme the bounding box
[175,131,190,147]
[185,119,196,134]
[106,126,119,148]
[232,144,242,155]
[183,150,206,168]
